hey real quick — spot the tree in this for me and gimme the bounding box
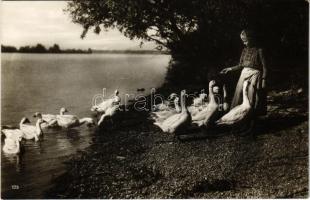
[66,0,308,87]
[33,43,47,53]
[19,46,31,53]
[49,44,61,53]
[1,45,18,52]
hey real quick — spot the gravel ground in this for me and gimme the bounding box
[46,90,308,198]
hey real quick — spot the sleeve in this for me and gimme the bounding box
[258,48,267,79]
[230,48,245,71]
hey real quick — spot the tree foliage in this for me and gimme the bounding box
[66,0,308,87]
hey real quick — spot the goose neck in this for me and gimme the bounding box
[242,83,250,105]
[36,120,43,136]
[208,86,216,103]
[180,92,187,113]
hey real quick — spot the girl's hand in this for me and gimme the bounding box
[220,67,232,74]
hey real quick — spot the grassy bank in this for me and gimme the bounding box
[46,88,308,198]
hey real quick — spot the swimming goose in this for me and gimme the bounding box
[33,107,68,128]
[2,118,25,140]
[192,80,219,127]
[1,128,24,141]
[56,111,95,128]
[91,90,121,113]
[216,80,251,125]
[3,137,22,154]
[2,126,23,154]
[154,90,191,134]
[19,116,46,141]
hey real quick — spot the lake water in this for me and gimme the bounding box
[1,53,170,198]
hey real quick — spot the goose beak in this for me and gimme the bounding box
[33,112,40,117]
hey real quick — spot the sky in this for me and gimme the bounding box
[1,1,157,50]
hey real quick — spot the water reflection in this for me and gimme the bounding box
[2,153,22,173]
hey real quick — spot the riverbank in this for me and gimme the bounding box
[46,88,308,198]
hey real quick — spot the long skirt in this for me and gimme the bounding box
[230,67,267,116]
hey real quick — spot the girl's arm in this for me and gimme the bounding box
[258,48,267,88]
[220,49,244,73]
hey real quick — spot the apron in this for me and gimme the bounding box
[230,67,267,115]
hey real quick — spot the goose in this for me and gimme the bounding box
[152,93,178,111]
[154,90,191,134]
[192,80,219,127]
[97,101,121,126]
[2,118,25,140]
[216,80,251,126]
[193,89,208,106]
[188,103,208,117]
[151,96,181,123]
[56,111,95,128]
[222,84,229,112]
[19,116,46,141]
[188,90,208,117]
[3,137,22,154]
[91,90,120,113]
[33,107,68,128]
[1,128,24,141]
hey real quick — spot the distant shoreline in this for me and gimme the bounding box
[92,50,170,55]
[2,50,170,55]
[1,44,169,55]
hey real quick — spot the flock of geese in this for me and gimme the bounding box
[150,80,252,134]
[2,90,121,155]
[2,80,252,155]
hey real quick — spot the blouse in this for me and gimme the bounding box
[231,47,267,79]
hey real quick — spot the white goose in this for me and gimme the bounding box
[19,116,46,141]
[192,80,219,127]
[193,89,208,106]
[3,137,22,154]
[56,110,95,128]
[222,84,229,112]
[2,129,23,140]
[2,122,24,154]
[152,93,178,111]
[151,96,181,123]
[91,90,121,113]
[97,101,121,126]
[33,107,67,128]
[188,89,208,117]
[154,90,191,134]
[216,80,251,125]
[2,121,24,141]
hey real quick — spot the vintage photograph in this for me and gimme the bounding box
[1,0,309,199]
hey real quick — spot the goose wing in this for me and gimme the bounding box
[168,112,191,133]
[20,124,37,139]
[217,106,250,125]
[42,114,57,122]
